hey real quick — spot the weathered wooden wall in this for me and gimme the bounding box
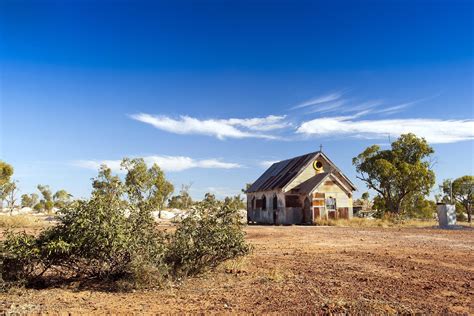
[247,191,310,225]
[312,179,353,220]
[247,190,285,224]
[247,156,354,224]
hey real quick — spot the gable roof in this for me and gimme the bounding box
[289,172,329,194]
[247,151,357,193]
[247,151,318,193]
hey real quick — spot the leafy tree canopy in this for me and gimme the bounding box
[121,158,174,218]
[0,161,15,209]
[441,176,474,222]
[37,185,53,202]
[353,133,435,214]
[168,184,193,210]
[21,193,39,208]
[0,161,14,186]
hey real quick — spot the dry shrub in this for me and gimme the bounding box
[221,256,249,275]
[0,196,168,287]
[165,196,250,277]
[256,265,291,284]
[314,217,437,228]
[264,267,287,283]
[1,193,249,289]
[0,215,46,228]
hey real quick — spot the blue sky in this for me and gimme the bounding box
[1,0,473,200]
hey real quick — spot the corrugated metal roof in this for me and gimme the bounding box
[247,151,357,193]
[289,172,329,194]
[247,151,318,193]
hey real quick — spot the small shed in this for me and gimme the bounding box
[246,150,356,225]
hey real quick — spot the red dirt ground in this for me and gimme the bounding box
[1,225,473,314]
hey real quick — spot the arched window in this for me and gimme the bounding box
[303,197,310,211]
[262,195,267,210]
[273,195,278,210]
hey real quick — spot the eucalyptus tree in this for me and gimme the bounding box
[353,133,435,214]
[442,176,474,222]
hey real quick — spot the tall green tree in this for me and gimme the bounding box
[36,184,54,212]
[242,183,252,193]
[224,195,246,210]
[21,193,39,208]
[401,193,436,219]
[4,181,19,213]
[361,192,370,200]
[0,161,14,210]
[168,183,193,210]
[0,161,13,186]
[121,158,174,218]
[53,190,73,208]
[353,133,435,214]
[441,176,474,222]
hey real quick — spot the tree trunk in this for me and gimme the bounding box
[393,198,403,214]
[385,196,399,214]
[467,205,472,223]
[463,202,471,223]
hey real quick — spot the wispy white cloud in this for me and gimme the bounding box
[372,100,419,115]
[206,186,242,198]
[340,100,384,114]
[223,115,291,131]
[291,91,344,110]
[131,113,286,140]
[259,160,279,168]
[370,94,442,116]
[308,99,346,113]
[297,117,474,144]
[73,155,242,173]
[294,91,440,119]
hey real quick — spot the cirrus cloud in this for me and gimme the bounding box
[297,117,474,144]
[131,113,288,140]
[259,160,279,168]
[73,155,242,173]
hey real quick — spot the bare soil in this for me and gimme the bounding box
[1,225,473,314]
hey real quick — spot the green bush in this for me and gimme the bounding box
[1,190,167,285]
[165,197,250,276]
[0,159,249,289]
[1,231,42,283]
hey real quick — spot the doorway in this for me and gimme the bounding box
[303,197,311,224]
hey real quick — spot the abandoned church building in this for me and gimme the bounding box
[246,150,356,225]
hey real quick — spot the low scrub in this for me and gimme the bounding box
[314,217,437,228]
[0,159,249,290]
[0,215,46,228]
[166,197,249,277]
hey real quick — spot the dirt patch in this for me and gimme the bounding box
[1,226,473,314]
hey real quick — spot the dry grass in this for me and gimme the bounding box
[262,267,289,283]
[1,225,472,314]
[0,215,48,228]
[220,256,250,275]
[314,217,438,228]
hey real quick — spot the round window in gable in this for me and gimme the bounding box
[313,160,323,172]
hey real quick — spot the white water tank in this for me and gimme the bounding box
[436,204,456,227]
